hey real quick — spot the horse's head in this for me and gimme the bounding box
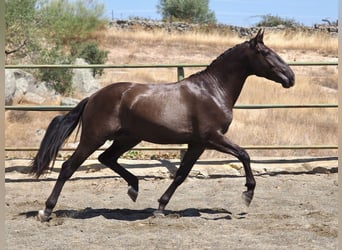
[247,29,295,88]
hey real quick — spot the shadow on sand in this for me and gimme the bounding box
[19,206,242,222]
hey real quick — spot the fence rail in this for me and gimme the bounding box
[4,145,338,152]
[4,103,338,112]
[4,61,338,81]
[5,62,338,152]
[4,61,338,69]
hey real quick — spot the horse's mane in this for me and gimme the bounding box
[207,41,248,69]
[187,41,248,80]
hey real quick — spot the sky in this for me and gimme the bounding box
[100,0,338,27]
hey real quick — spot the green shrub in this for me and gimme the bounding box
[37,48,73,96]
[37,0,107,46]
[255,14,302,28]
[71,42,108,77]
[36,41,108,95]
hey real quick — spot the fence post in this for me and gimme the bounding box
[177,66,186,158]
[177,66,184,81]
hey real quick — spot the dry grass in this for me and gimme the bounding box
[93,27,241,50]
[96,28,338,56]
[6,27,338,159]
[263,30,338,55]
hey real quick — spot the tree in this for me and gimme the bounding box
[5,0,107,57]
[157,0,216,24]
[5,0,38,59]
[37,0,107,46]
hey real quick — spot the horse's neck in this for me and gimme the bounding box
[203,53,250,108]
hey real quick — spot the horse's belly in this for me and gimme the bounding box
[123,114,192,144]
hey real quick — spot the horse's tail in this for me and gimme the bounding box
[30,97,89,178]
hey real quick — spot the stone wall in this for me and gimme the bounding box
[109,19,338,37]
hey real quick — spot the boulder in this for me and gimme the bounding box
[27,81,56,97]
[5,69,62,105]
[72,58,101,96]
[21,92,46,105]
[27,81,60,104]
[5,69,17,105]
[6,62,101,105]
[13,76,30,102]
[60,97,81,106]
[5,69,36,105]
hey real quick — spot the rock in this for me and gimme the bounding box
[46,95,62,105]
[27,81,56,97]
[5,69,39,105]
[72,58,101,96]
[13,77,30,102]
[26,81,60,104]
[21,92,46,104]
[5,69,17,105]
[5,65,99,105]
[60,97,80,106]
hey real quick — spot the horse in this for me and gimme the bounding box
[30,29,295,222]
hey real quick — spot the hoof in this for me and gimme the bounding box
[242,191,254,207]
[153,209,165,217]
[37,210,50,222]
[127,186,138,202]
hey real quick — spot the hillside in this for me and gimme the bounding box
[5,26,338,159]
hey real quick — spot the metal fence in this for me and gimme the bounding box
[5,62,338,153]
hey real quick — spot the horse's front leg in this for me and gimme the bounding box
[239,149,255,206]
[207,132,256,206]
[155,144,205,215]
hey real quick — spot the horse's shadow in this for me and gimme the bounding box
[20,207,242,221]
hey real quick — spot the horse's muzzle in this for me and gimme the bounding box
[280,70,295,88]
[282,77,295,88]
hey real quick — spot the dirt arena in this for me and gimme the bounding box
[5,157,337,249]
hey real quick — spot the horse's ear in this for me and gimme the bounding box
[255,29,264,43]
[249,29,264,50]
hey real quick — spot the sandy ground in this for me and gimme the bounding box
[5,157,337,249]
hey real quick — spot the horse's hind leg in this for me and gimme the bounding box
[98,138,141,201]
[38,142,102,222]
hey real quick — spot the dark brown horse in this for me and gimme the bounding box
[31,29,294,222]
